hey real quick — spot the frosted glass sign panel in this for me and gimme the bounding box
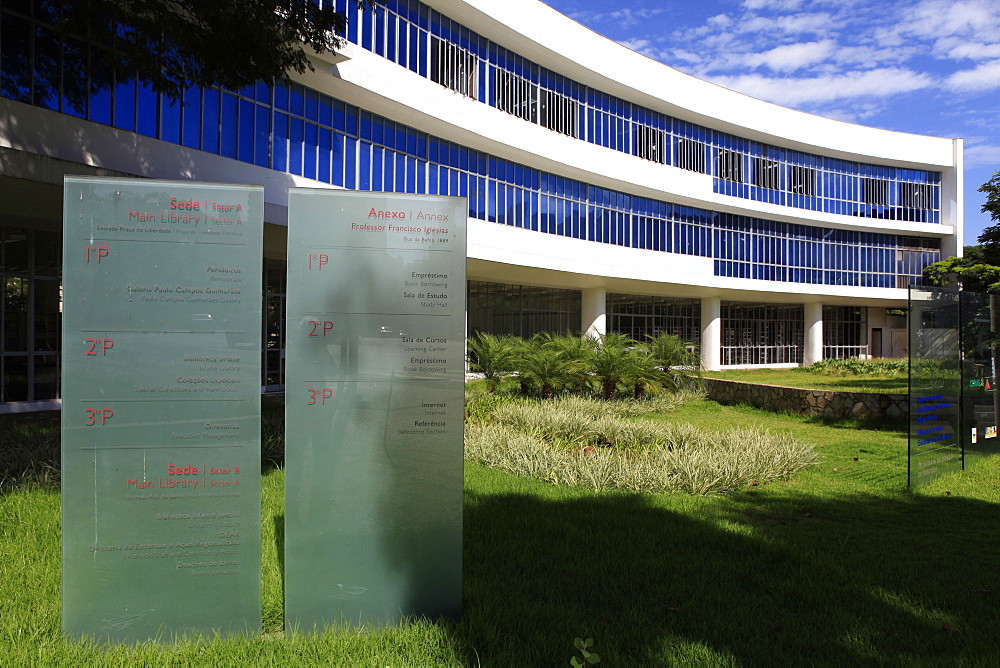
[908,287,963,487]
[285,190,466,629]
[61,177,262,642]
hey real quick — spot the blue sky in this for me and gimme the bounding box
[543,0,1000,248]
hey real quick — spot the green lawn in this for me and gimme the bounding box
[701,367,909,394]
[2,399,999,665]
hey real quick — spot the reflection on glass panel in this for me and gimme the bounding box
[0,14,31,103]
[3,355,28,402]
[721,302,804,365]
[467,280,581,339]
[908,287,963,487]
[3,228,29,275]
[608,294,700,344]
[4,276,30,352]
[34,278,60,351]
[35,229,60,276]
[33,354,58,400]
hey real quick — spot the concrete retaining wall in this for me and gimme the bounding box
[695,376,907,419]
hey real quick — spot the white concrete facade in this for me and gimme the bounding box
[0,0,964,403]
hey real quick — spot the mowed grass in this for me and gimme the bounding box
[3,398,1000,665]
[701,367,909,394]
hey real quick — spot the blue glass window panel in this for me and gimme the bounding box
[381,147,395,189]
[427,164,439,195]
[237,99,254,162]
[409,24,419,72]
[160,96,180,144]
[347,2,359,42]
[134,80,157,136]
[271,112,288,173]
[332,133,346,186]
[395,153,407,191]
[255,104,270,167]
[289,117,303,175]
[360,112,372,141]
[359,144,371,190]
[202,88,220,154]
[111,74,136,131]
[290,83,304,117]
[304,123,318,179]
[32,26,59,110]
[181,87,201,148]
[403,156,415,193]
[305,89,319,121]
[386,14,397,61]
[397,17,408,67]
[256,82,270,104]
[361,9,373,50]
[417,26,428,76]
[319,95,332,127]
[487,180,497,222]
[319,128,332,183]
[274,80,288,111]
[345,136,357,189]
[220,94,238,158]
[59,37,89,118]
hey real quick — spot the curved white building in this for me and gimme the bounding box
[0,0,961,408]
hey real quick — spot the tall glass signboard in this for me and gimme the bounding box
[62,177,263,641]
[908,287,963,487]
[959,291,1000,466]
[284,190,466,629]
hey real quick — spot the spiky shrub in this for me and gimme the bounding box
[467,394,817,495]
[646,332,702,391]
[467,332,521,393]
[807,357,907,376]
[465,422,816,495]
[588,333,636,400]
[515,335,578,399]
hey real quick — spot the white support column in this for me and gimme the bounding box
[582,287,607,339]
[701,296,721,371]
[804,301,824,365]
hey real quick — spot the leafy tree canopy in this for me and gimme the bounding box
[50,0,378,103]
[977,170,1000,263]
[924,170,1000,293]
[923,248,1000,293]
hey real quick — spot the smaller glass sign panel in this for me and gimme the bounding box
[284,190,466,630]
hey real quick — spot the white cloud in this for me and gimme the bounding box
[939,40,1000,61]
[706,68,933,107]
[735,12,837,36]
[743,40,838,72]
[964,142,1000,169]
[616,38,658,59]
[948,60,1000,93]
[742,0,805,9]
[903,0,1000,42]
[706,14,733,29]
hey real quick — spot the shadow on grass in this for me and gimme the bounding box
[0,411,60,493]
[456,475,999,665]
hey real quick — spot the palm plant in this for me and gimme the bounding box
[647,332,701,391]
[627,343,665,399]
[591,332,642,400]
[516,336,573,399]
[467,333,519,393]
[543,333,597,396]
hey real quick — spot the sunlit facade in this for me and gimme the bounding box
[0,0,962,409]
